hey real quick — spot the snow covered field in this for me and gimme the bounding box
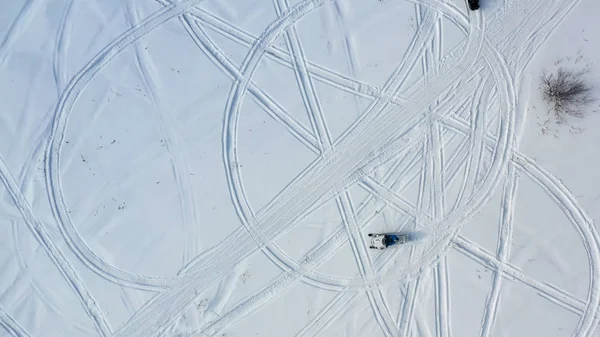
[1,0,600,336]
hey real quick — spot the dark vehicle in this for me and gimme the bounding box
[468,0,479,10]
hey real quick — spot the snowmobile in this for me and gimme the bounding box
[368,233,409,249]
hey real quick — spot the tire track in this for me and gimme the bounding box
[407,271,435,337]
[53,0,75,95]
[44,0,210,290]
[190,0,549,144]
[397,276,422,336]
[512,153,600,336]
[479,163,518,337]
[453,235,587,315]
[123,0,503,333]
[10,220,99,337]
[492,0,584,82]
[124,0,200,266]
[437,109,497,159]
[295,292,354,337]
[451,76,491,212]
[397,103,429,335]
[270,46,506,286]
[360,176,432,223]
[434,257,451,337]
[188,7,407,104]
[471,85,493,192]
[15,113,53,203]
[11,1,580,334]
[0,154,112,336]
[0,0,41,68]
[415,4,426,79]
[276,53,496,286]
[0,304,30,337]
[222,0,489,290]
[355,67,489,225]
[203,0,564,334]
[274,0,332,150]
[195,123,481,337]
[430,119,445,220]
[186,0,475,119]
[178,14,320,153]
[330,4,440,149]
[194,144,423,336]
[218,3,378,304]
[332,0,360,111]
[335,192,398,337]
[433,2,443,71]
[420,0,445,221]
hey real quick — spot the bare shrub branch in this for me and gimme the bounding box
[540,66,595,124]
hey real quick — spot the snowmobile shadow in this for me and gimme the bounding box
[403,231,428,242]
[390,231,428,245]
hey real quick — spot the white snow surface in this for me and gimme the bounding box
[1,0,600,336]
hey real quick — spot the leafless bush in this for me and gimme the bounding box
[540,66,595,124]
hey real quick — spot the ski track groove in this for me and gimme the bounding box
[333,0,359,88]
[450,76,489,212]
[417,114,433,221]
[197,10,510,334]
[434,1,443,69]
[337,191,399,337]
[124,0,200,266]
[44,0,211,292]
[415,4,426,79]
[434,256,451,337]
[275,0,332,149]
[398,276,422,336]
[10,220,99,337]
[419,0,442,221]
[179,0,584,334]
[197,120,483,337]
[452,235,588,315]
[512,153,600,336]
[479,163,518,337]
[61,72,119,176]
[189,7,408,104]
[187,0,481,123]
[358,75,494,223]
[410,274,434,337]
[221,0,487,291]
[430,119,444,220]
[180,15,320,153]
[330,5,441,150]
[30,0,584,335]
[195,144,424,336]
[360,176,433,223]
[219,0,379,299]
[439,112,497,158]
[0,154,112,336]
[0,304,30,337]
[0,0,580,336]
[16,116,54,205]
[471,83,492,192]
[190,0,528,143]
[0,0,40,68]
[53,0,75,95]
[114,2,350,335]
[197,144,422,335]
[295,292,353,337]
[397,107,430,336]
